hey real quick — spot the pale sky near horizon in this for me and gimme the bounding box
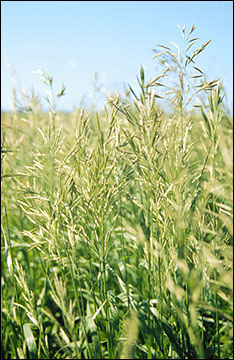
[1,1,233,112]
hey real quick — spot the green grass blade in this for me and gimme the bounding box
[23,323,38,359]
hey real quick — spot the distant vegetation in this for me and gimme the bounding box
[1,25,233,359]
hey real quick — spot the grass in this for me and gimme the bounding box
[1,25,233,359]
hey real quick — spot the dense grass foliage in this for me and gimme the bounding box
[1,26,233,359]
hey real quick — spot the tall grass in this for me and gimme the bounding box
[1,25,233,359]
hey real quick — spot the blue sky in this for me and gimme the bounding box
[1,1,233,112]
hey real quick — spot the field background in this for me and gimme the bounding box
[1,2,233,359]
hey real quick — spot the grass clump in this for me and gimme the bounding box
[1,25,233,359]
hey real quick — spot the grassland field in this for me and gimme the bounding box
[1,26,233,359]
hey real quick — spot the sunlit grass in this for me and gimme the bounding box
[1,25,233,359]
